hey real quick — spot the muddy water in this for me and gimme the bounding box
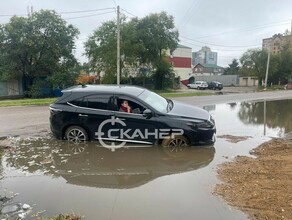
[1,99,291,219]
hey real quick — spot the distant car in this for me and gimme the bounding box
[187,81,208,90]
[208,81,223,90]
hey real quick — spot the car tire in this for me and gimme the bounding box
[65,126,89,143]
[161,135,190,152]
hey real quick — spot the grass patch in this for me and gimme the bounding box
[257,85,286,92]
[159,92,211,98]
[153,89,177,93]
[41,214,81,220]
[0,98,56,107]
[0,90,212,107]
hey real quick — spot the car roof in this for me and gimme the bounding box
[62,84,146,96]
[56,84,147,104]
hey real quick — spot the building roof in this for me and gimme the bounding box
[194,63,224,69]
[177,44,192,49]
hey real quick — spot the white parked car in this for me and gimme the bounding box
[187,81,208,90]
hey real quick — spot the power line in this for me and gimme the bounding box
[120,8,137,18]
[64,11,115,20]
[181,36,261,48]
[191,20,291,39]
[59,7,115,15]
[0,7,115,18]
[180,40,253,52]
[0,14,26,17]
[178,0,201,29]
[112,0,117,8]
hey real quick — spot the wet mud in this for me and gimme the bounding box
[215,138,292,220]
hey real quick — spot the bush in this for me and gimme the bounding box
[26,79,51,98]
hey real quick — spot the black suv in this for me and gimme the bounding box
[50,85,216,148]
[208,81,223,90]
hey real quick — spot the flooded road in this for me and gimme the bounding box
[1,99,291,219]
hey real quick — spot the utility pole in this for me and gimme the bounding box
[264,49,270,89]
[117,5,120,85]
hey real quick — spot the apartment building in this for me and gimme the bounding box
[262,33,292,54]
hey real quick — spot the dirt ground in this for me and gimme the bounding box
[214,138,292,220]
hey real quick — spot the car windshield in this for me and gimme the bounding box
[138,90,169,113]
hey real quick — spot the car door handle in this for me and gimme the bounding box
[78,114,88,117]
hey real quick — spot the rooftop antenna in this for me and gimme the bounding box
[27,5,33,16]
[27,5,30,16]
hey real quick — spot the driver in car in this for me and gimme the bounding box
[119,100,132,113]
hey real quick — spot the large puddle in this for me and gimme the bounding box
[1,99,291,219]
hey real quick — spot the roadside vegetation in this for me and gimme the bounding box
[42,214,81,220]
[0,10,179,98]
[0,98,56,107]
[159,91,210,98]
[0,91,212,107]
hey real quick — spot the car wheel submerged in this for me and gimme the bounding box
[65,126,89,143]
[161,135,190,152]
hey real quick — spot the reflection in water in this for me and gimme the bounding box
[238,99,292,135]
[0,150,2,179]
[228,102,237,110]
[203,105,216,112]
[4,137,215,189]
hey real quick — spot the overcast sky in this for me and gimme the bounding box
[1,0,292,67]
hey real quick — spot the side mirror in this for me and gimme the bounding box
[143,109,153,118]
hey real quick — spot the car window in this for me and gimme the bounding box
[117,98,145,114]
[86,95,111,110]
[70,94,113,110]
[70,97,87,107]
[138,90,168,113]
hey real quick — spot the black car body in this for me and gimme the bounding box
[208,81,223,90]
[50,85,216,147]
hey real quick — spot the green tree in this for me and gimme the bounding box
[136,12,179,63]
[137,12,178,90]
[84,17,143,82]
[84,11,179,89]
[224,59,239,75]
[239,49,267,78]
[153,58,175,90]
[0,10,79,96]
[272,38,292,84]
[84,20,118,78]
